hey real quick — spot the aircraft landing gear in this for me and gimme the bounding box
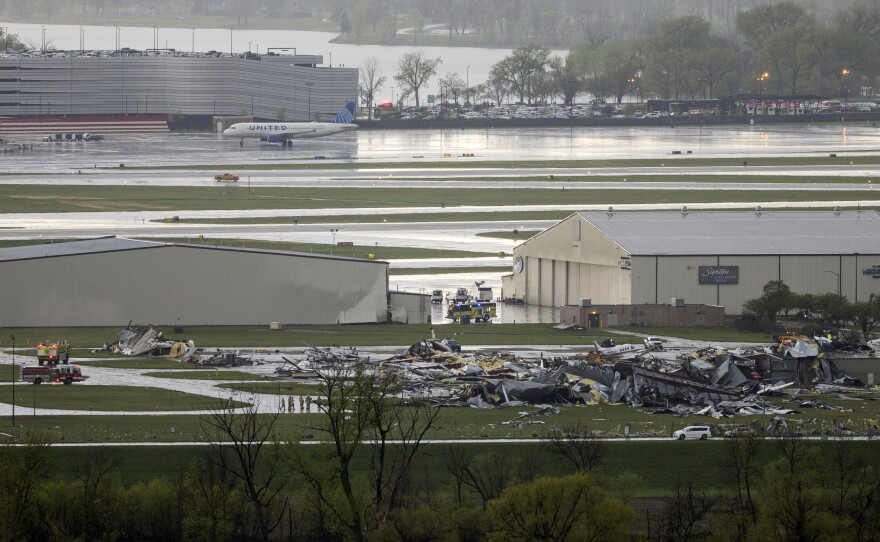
[287,140,293,147]
[239,139,243,147]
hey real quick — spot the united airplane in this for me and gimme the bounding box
[223,101,357,146]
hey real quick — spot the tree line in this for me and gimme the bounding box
[362,1,879,109]
[742,279,880,335]
[6,361,880,540]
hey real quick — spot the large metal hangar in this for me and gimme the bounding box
[502,210,880,315]
[0,238,388,326]
[0,50,356,121]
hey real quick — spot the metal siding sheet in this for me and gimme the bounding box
[0,246,386,326]
[656,257,719,306]
[718,256,780,314]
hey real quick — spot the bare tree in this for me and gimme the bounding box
[359,57,387,119]
[202,398,287,541]
[656,480,719,541]
[289,361,442,540]
[724,432,762,529]
[461,451,514,509]
[546,421,607,472]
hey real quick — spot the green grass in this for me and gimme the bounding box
[76,359,196,370]
[170,210,572,225]
[143,237,492,259]
[616,326,775,343]
[1,324,633,350]
[218,382,322,395]
[389,266,507,275]
[0,364,22,382]
[0,385,247,411]
[132,155,880,172]
[0,184,872,214]
[142,370,266,381]
[477,230,541,240]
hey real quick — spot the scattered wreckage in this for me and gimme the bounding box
[99,324,880,436]
[98,324,259,367]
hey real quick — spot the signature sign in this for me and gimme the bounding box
[699,266,739,284]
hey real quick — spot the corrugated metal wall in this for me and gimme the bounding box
[0,246,388,326]
[0,54,356,121]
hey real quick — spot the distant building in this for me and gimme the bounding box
[502,210,880,315]
[0,49,356,123]
[0,237,388,326]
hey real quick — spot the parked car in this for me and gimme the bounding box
[673,426,711,440]
[643,336,664,350]
[214,173,239,181]
[723,426,759,438]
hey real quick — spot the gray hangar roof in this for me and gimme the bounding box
[0,237,387,264]
[576,211,880,256]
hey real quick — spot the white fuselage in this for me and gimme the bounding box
[222,121,357,140]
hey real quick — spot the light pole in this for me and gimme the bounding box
[825,270,841,297]
[330,229,339,254]
[9,334,15,427]
[841,68,850,121]
[466,65,470,106]
[305,82,314,120]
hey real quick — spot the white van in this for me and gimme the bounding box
[673,426,711,440]
[431,290,444,304]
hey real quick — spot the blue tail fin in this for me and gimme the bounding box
[332,101,356,124]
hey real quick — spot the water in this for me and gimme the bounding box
[0,22,566,104]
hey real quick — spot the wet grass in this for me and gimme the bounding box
[142,370,266,381]
[171,210,571,225]
[389,266,506,275]
[0,364,22,382]
[616,326,775,344]
[137,154,880,172]
[76,359,195,370]
[0,184,872,214]
[144,237,493,259]
[1,324,631,350]
[0,385,246,411]
[477,230,541,240]
[218,382,322,396]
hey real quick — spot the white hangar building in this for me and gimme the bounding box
[0,238,389,326]
[502,210,880,315]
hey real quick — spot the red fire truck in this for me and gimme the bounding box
[20,364,87,385]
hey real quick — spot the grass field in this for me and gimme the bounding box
[477,230,541,240]
[0,385,246,411]
[144,237,493,259]
[0,184,872,214]
[134,155,880,172]
[77,359,198,370]
[142,370,266,381]
[0,323,638,350]
[172,210,572,225]
[218,382,322,395]
[0,364,22,382]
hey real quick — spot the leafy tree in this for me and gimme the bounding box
[644,15,712,99]
[742,280,795,321]
[851,294,880,336]
[0,432,52,542]
[487,472,633,542]
[485,63,513,105]
[439,72,466,104]
[340,11,352,35]
[546,53,583,105]
[492,44,550,104]
[394,51,441,107]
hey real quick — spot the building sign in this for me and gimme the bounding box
[427,95,435,104]
[617,258,631,269]
[699,266,739,284]
[864,266,880,277]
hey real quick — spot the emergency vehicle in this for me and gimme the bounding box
[446,302,496,323]
[36,340,71,365]
[20,364,87,385]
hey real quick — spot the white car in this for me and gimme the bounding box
[673,426,711,440]
[644,336,664,350]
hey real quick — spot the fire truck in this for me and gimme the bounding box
[446,302,496,323]
[20,364,87,385]
[36,340,71,366]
